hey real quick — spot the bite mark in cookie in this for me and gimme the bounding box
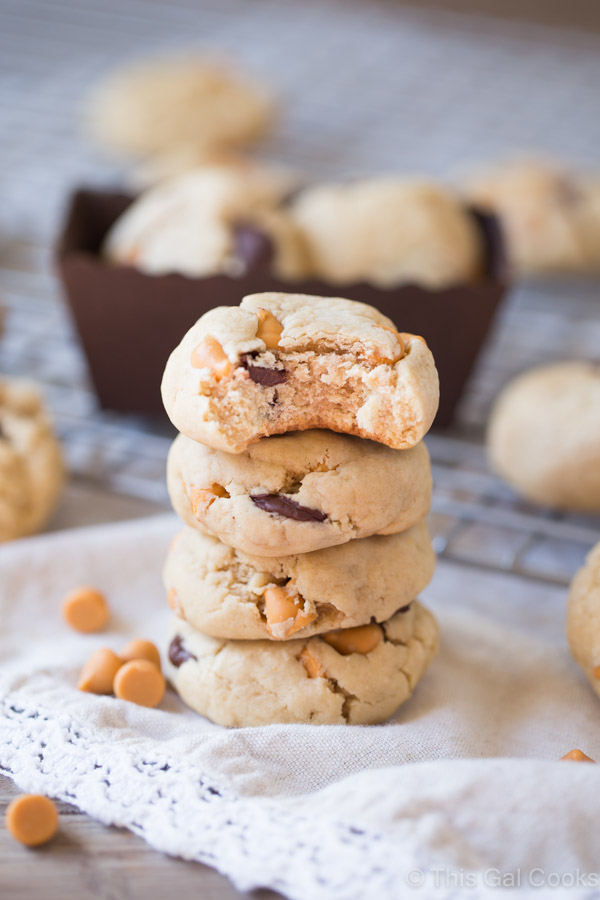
[161,292,439,453]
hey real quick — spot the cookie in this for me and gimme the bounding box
[166,600,439,726]
[161,292,439,453]
[290,178,482,288]
[568,541,600,698]
[488,362,600,511]
[0,379,64,541]
[163,521,435,640]
[464,160,600,275]
[103,167,306,280]
[167,430,432,556]
[129,148,298,191]
[86,56,274,158]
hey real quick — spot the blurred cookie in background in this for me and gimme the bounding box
[85,54,275,162]
[567,539,600,700]
[0,379,64,542]
[103,166,308,280]
[487,362,600,512]
[289,178,483,289]
[128,147,297,190]
[464,159,600,276]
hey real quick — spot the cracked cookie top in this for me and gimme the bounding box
[165,600,439,726]
[163,521,435,641]
[167,430,431,556]
[0,379,64,542]
[568,539,600,700]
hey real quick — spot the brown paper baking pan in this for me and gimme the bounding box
[56,188,509,426]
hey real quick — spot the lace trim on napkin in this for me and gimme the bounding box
[0,693,403,900]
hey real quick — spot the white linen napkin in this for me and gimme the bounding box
[1,514,599,900]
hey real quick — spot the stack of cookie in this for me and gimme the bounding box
[161,291,440,726]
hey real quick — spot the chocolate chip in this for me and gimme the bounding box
[251,493,327,522]
[168,635,197,668]
[398,604,411,614]
[241,354,287,386]
[555,175,583,206]
[232,223,274,272]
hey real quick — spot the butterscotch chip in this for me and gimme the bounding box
[593,665,600,679]
[190,337,232,380]
[255,308,283,350]
[77,648,123,694]
[61,587,109,633]
[119,639,161,670]
[489,363,600,513]
[6,794,59,847]
[263,585,316,639]
[299,646,325,679]
[322,623,383,655]
[190,482,229,517]
[113,660,165,708]
[560,748,595,762]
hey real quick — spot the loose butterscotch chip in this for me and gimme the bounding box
[263,585,316,639]
[61,587,109,633]
[190,336,232,379]
[560,748,595,763]
[255,308,283,350]
[119,639,161,670]
[6,794,59,847]
[77,648,123,694]
[322,623,383,655]
[592,665,600,679]
[113,660,165,708]
[299,647,325,679]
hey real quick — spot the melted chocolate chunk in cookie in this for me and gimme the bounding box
[241,354,287,387]
[232,223,274,273]
[251,493,327,522]
[168,635,198,668]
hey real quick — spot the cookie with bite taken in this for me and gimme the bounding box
[161,292,439,454]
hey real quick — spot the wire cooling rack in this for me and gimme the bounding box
[0,0,599,585]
